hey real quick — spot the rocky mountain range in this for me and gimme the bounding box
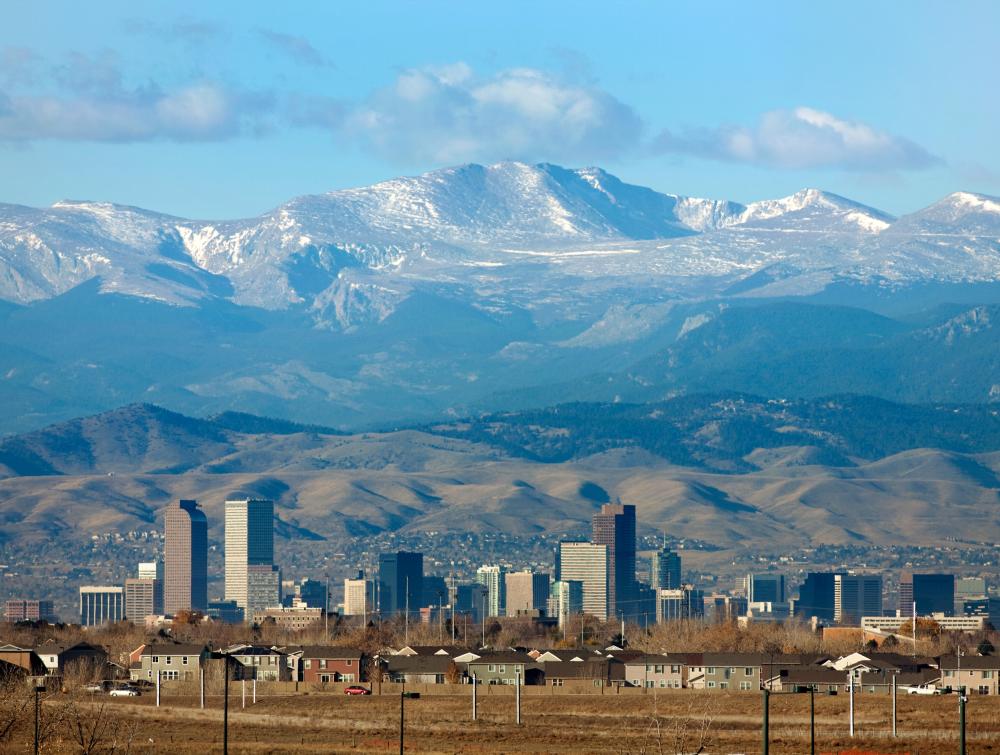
[1,162,1000,434]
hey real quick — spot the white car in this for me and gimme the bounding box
[903,684,941,695]
[109,687,141,697]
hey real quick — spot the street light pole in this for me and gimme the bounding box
[761,688,769,755]
[809,685,815,755]
[399,691,405,755]
[33,682,42,755]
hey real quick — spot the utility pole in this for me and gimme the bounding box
[809,685,815,755]
[959,684,967,755]
[891,674,897,737]
[155,669,161,707]
[242,678,246,709]
[472,673,477,720]
[515,670,521,725]
[200,666,205,709]
[481,592,486,648]
[849,672,855,737]
[33,681,42,755]
[761,688,769,755]
[405,576,409,646]
[399,691,405,755]
[223,656,230,755]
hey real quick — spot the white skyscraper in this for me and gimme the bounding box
[138,561,163,581]
[225,497,275,612]
[558,542,608,621]
[343,576,374,616]
[475,565,506,617]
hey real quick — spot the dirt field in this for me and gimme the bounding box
[7,687,1000,754]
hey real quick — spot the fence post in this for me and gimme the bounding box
[472,674,477,720]
[516,671,521,725]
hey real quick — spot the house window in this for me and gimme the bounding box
[147,670,152,679]
[164,670,179,680]
[552,679,563,687]
[488,665,496,672]
[152,656,159,663]
[744,668,753,676]
[707,667,716,674]
[979,686,990,695]
[165,657,171,665]
[499,665,506,673]
[659,681,666,688]
[646,664,652,672]
[304,660,312,669]
[182,656,188,665]
[320,660,327,669]
[346,660,353,666]
[983,671,994,679]
[720,682,729,689]
[593,680,601,687]
[671,665,680,673]
[944,670,955,677]
[740,681,752,690]
[654,665,664,674]
[707,681,716,688]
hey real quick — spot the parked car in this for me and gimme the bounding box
[344,685,371,695]
[109,686,141,697]
[82,683,106,694]
[903,684,942,695]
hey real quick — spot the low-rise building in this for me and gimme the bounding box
[466,652,538,685]
[251,606,322,631]
[4,599,57,623]
[225,645,292,681]
[540,658,622,689]
[939,654,1000,696]
[623,654,685,689]
[131,643,208,682]
[285,646,365,683]
[385,655,458,684]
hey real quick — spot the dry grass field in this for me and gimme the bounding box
[7,687,1000,754]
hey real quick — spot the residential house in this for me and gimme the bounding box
[385,654,458,684]
[540,658,623,689]
[623,654,686,689]
[939,654,1000,695]
[225,645,292,682]
[131,643,209,683]
[33,642,108,678]
[0,644,47,676]
[466,652,539,685]
[285,646,366,683]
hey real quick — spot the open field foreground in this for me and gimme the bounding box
[6,688,1000,754]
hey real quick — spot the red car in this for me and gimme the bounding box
[344,685,371,695]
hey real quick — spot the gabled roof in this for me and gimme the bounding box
[141,643,206,656]
[226,645,285,656]
[466,652,533,665]
[394,645,473,657]
[938,654,1000,670]
[621,653,685,667]
[288,645,364,659]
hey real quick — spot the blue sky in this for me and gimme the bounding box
[1,1,998,218]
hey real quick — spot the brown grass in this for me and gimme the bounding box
[5,687,1000,754]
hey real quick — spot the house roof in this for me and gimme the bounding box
[141,643,206,656]
[466,652,533,665]
[394,645,474,656]
[226,645,285,656]
[772,668,848,685]
[621,654,685,667]
[286,645,364,659]
[938,654,1000,670]
[542,660,614,679]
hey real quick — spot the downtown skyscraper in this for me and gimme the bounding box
[592,503,638,620]
[163,499,208,614]
[225,497,277,616]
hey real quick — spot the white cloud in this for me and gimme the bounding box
[654,107,940,171]
[341,63,642,164]
[257,30,332,68]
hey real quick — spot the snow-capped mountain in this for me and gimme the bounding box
[1,162,998,321]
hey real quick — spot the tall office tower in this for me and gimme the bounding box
[591,503,637,620]
[225,497,275,611]
[551,580,583,629]
[79,586,124,627]
[899,572,955,615]
[164,499,208,614]
[505,571,550,615]
[833,574,883,624]
[125,577,163,622]
[746,573,786,604]
[794,572,841,621]
[955,577,987,616]
[651,548,682,590]
[296,578,328,609]
[558,541,609,621]
[4,599,57,623]
[475,565,506,617]
[343,574,375,616]
[138,562,164,581]
[378,551,423,618]
[246,564,281,619]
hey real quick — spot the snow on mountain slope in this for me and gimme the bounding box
[1,163,999,317]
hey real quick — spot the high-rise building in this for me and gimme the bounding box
[343,575,375,617]
[656,587,705,622]
[591,503,637,620]
[246,564,281,618]
[4,599,57,623]
[505,571,550,615]
[833,574,883,624]
[163,499,208,614]
[225,497,275,612]
[456,583,488,624]
[746,574,786,604]
[475,565,506,617]
[79,586,124,627]
[955,577,987,616]
[651,549,682,591]
[207,600,244,624]
[378,551,423,617]
[899,572,955,615]
[794,572,841,621]
[124,578,163,622]
[551,580,583,629]
[558,542,609,621]
[138,562,163,581]
[422,576,450,608]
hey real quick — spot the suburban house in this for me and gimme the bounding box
[532,648,605,663]
[393,645,477,658]
[33,641,108,677]
[623,654,686,689]
[130,643,209,683]
[0,644,47,676]
[225,645,292,682]
[284,646,366,683]
[540,658,623,689]
[385,654,459,684]
[466,652,539,685]
[939,654,1000,695]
